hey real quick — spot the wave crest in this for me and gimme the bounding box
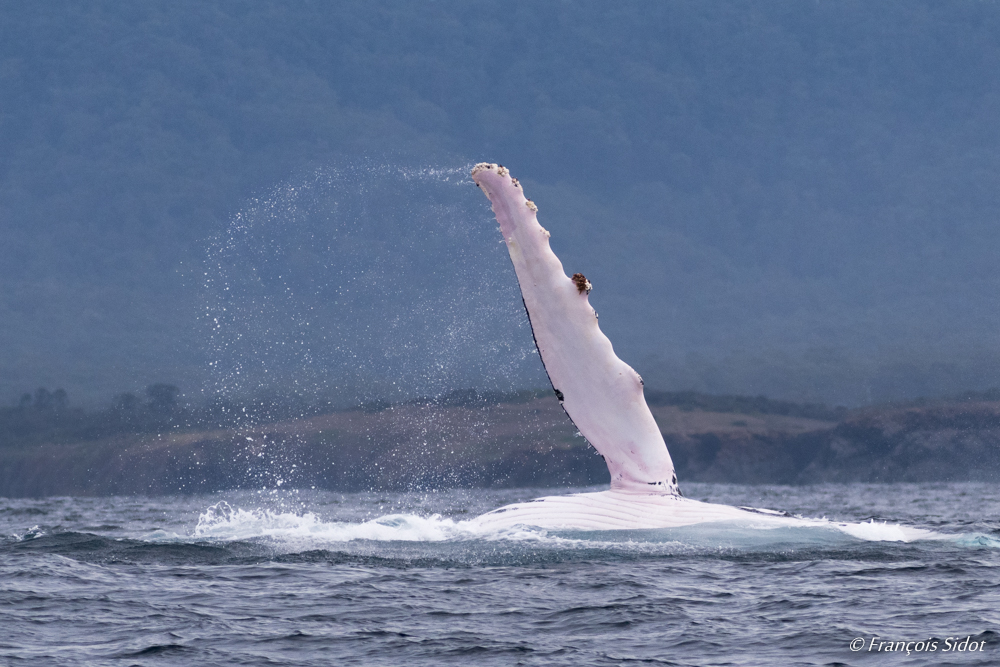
[193,501,472,543]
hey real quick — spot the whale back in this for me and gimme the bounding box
[472,163,678,494]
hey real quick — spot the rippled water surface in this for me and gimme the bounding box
[2,483,998,666]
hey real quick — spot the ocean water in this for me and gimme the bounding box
[1,483,998,666]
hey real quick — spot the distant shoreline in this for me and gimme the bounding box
[1,390,998,497]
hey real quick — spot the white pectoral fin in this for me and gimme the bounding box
[472,163,678,494]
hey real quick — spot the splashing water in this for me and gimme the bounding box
[176,496,997,556]
[192,501,469,544]
[203,161,547,417]
[198,161,557,491]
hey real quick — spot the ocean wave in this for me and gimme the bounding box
[9,525,45,542]
[190,501,472,543]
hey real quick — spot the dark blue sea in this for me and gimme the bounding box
[2,482,998,666]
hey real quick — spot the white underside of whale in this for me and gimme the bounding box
[470,162,901,536]
[473,490,778,531]
[470,489,936,542]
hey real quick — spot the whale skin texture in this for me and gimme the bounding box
[471,162,678,498]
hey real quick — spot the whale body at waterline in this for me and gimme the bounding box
[468,163,923,536]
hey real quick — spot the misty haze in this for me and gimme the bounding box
[3,1,1000,408]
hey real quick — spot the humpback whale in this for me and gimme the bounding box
[469,163,804,531]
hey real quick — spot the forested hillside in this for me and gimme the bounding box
[2,389,998,496]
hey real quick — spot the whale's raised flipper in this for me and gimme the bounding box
[472,163,678,495]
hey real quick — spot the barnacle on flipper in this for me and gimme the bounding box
[525,200,538,212]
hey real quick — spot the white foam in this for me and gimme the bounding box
[9,525,45,542]
[133,501,1000,554]
[953,533,1000,548]
[176,501,656,550]
[191,502,473,544]
[169,501,972,551]
[832,518,939,542]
